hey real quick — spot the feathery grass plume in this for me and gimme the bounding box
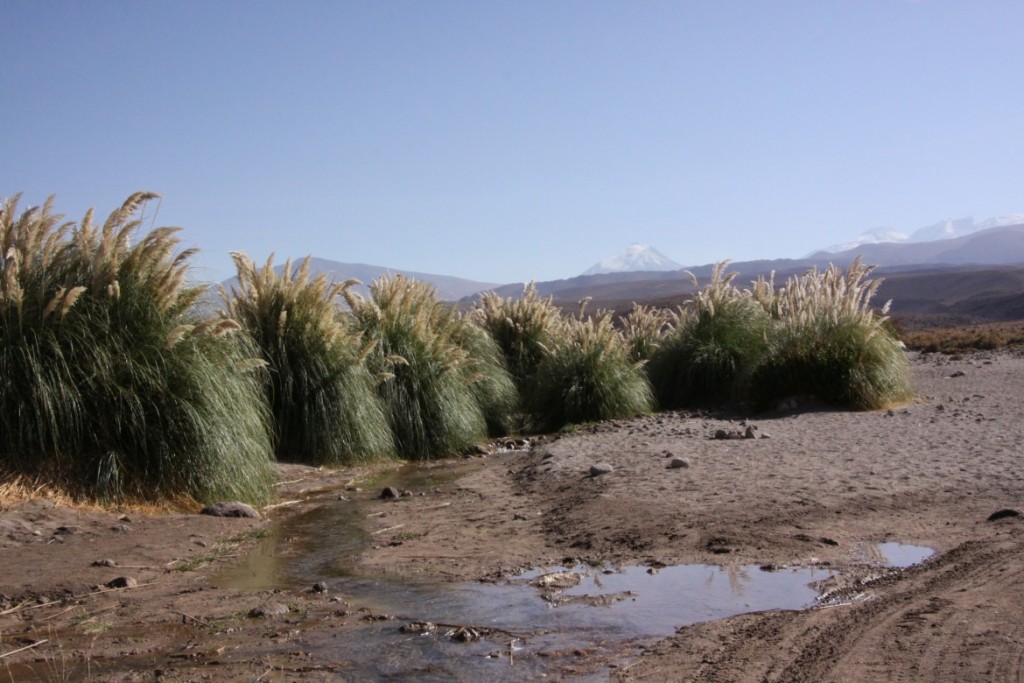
[0,193,274,505]
[750,257,912,410]
[527,306,654,432]
[348,275,514,459]
[222,253,394,464]
[620,303,677,363]
[471,282,566,392]
[647,262,771,408]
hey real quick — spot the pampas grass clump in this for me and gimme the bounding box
[471,283,565,392]
[751,258,912,410]
[620,303,676,363]
[0,193,274,504]
[348,275,516,459]
[223,254,395,465]
[527,308,654,432]
[647,262,770,408]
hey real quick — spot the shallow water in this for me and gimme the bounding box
[211,465,932,680]
[875,541,934,568]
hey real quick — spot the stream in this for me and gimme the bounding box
[212,463,933,681]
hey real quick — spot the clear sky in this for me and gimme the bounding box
[3,1,1022,285]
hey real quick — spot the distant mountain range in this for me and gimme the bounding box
[816,214,1024,254]
[582,243,682,276]
[217,257,498,303]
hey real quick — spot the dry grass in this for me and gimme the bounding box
[899,320,1024,354]
[0,471,195,514]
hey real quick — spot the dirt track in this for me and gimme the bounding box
[1,350,1023,680]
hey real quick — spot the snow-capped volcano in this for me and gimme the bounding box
[582,243,682,276]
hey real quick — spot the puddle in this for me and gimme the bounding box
[211,464,837,680]
[210,464,935,680]
[874,542,934,568]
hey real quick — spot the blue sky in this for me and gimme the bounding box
[3,1,1022,285]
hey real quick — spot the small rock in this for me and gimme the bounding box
[311,581,328,594]
[667,457,690,469]
[106,576,138,589]
[92,559,117,567]
[400,621,436,634]
[111,524,132,533]
[589,463,614,477]
[54,525,76,535]
[513,513,527,521]
[400,490,413,497]
[200,502,261,519]
[248,602,289,618]
[759,432,771,439]
[987,508,1022,522]
[118,514,132,523]
[744,425,756,439]
[949,370,966,378]
[714,429,729,440]
[378,486,401,500]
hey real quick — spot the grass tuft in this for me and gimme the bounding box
[0,193,274,504]
[223,253,395,465]
[527,308,654,432]
[647,262,770,408]
[348,275,515,459]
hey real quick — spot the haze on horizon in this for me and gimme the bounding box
[2,2,1022,286]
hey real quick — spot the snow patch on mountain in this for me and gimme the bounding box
[821,227,910,254]
[582,243,683,276]
[815,214,1024,254]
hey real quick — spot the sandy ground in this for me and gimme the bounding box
[1,350,1022,681]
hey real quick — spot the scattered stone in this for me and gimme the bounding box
[92,559,117,567]
[311,581,328,594]
[450,625,485,642]
[400,621,436,634]
[667,457,690,469]
[589,463,614,477]
[106,576,138,589]
[400,490,413,497]
[744,425,756,439]
[379,487,401,500]
[987,508,1022,522]
[759,432,771,439]
[513,513,527,521]
[248,602,289,618]
[534,572,583,590]
[111,524,132,533]
[200,502,261,519]
[819,536,839,546]
[54,525,76,535]
[949,370,966,378]
[118,514,132,523]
